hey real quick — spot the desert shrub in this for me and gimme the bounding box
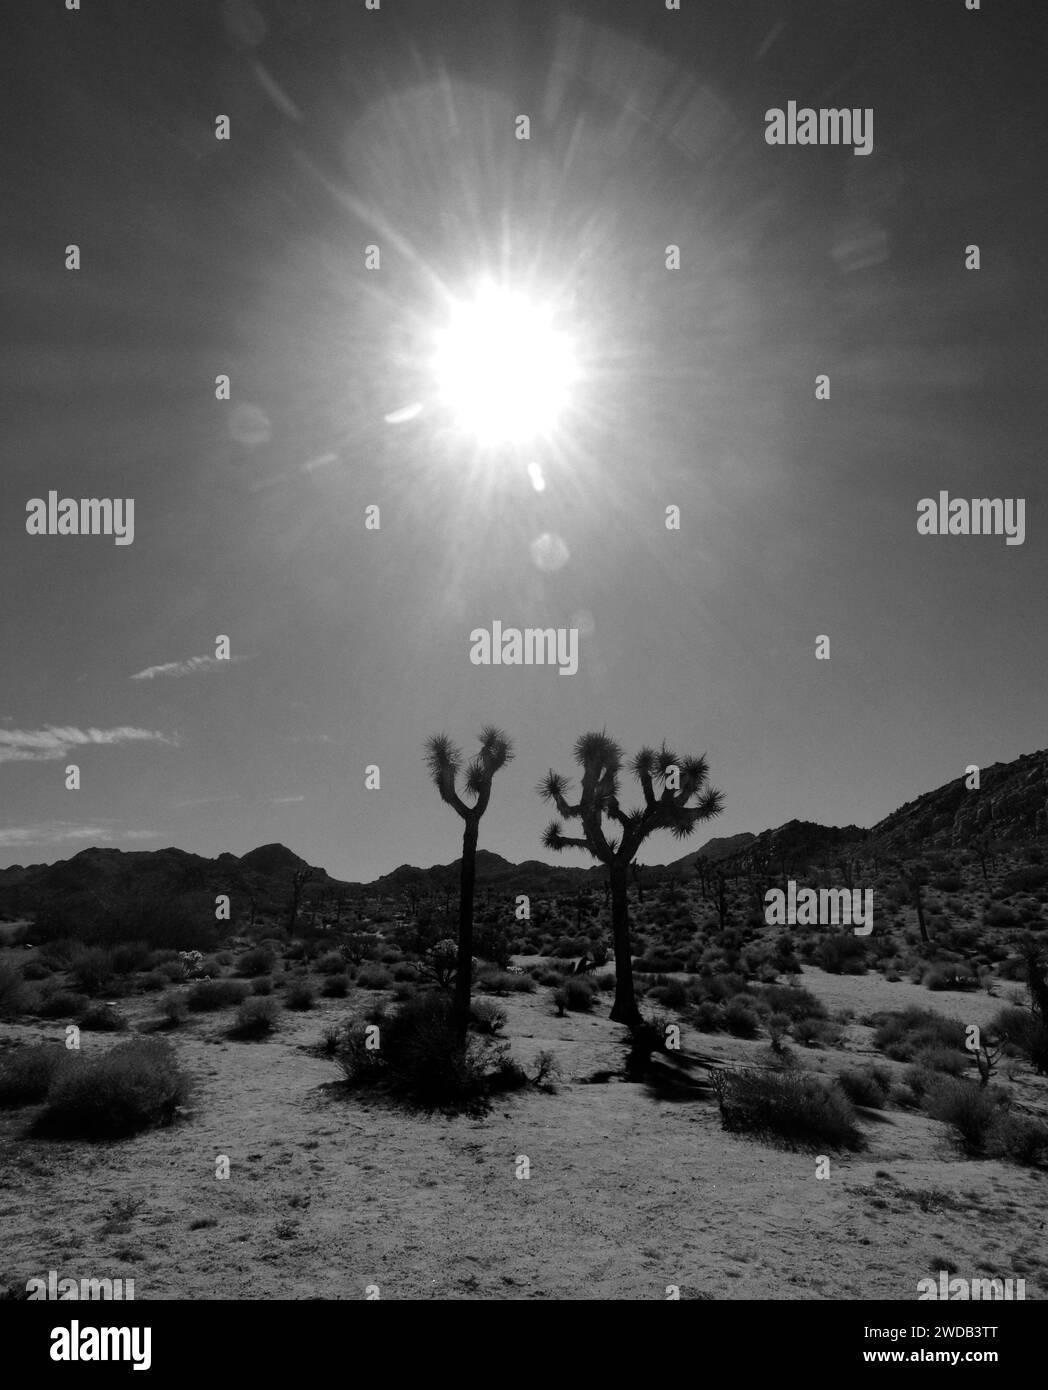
[321,974,349,998]
[159,992,187,1028]
[991,1004,1040,1059]
[21,960,51,981]
[714,1069,864,1151]
[36,989,89,1019]
[238,947,275,977]
[69,947,115,997]
[791,1015,842,1048]
[924,964,979,992]
[357,965,393,990]
[250,975,274,996]
[470,999,507,1035]
[230,997,279,1039]
[590,970,616,992]
[913,1044,967,1076]
[312,951,346,976]
[336,991,510,1110]
[0,963,28,1019]
[648,977,689,1010]
[723,997,760,1038]
[698,973,749,1005]
[284,981,315,1011]
[984,904,1019,928]
[872,1007,967,1061]
[532,1049,563,1091]
[985,1113,1048,1167]
[38,939,79,968]
[925,1078,1008,1153]
[0,1044,70,1107]
[140,969,170,993]
[472,921,513,969]
[186,979,249,1012]
[633,953,685,973]
[1001,866,1048,896]
[932,874,964,893]
[689,1000,724,1033]
[759,984,827,1021]
[476,967,535,995]
[837,1066,891,1109]
[34,1038,190,1139]
[815,934,868,975]
[553,979,595,1014]
[79,1003,127,1032]
[110,942,152,976]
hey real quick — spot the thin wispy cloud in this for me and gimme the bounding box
[0,823,110,849]
[171,794,241,810]
[0,726,174,765]
[270,795,306,804]
[130,654,250,681]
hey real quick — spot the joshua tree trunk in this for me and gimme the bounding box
[608,863,641,1025]
[454,816,479,1040]
[911,877,929,944]
[716,871,728,930]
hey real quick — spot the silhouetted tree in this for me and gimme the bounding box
[286,869,311,935]
[425,726,514,1040]
[539,732,723,1025]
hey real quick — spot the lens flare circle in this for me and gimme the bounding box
[432,283,579,445]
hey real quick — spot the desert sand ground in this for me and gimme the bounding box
[2,947,1046,1301]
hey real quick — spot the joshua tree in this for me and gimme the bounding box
[903,861,930,944]
[539,732,723,1025]
[425,725,514,1039]
[286,868,311,935]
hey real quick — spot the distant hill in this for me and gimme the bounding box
[1,748,1044,920]
[869,748,1048,853]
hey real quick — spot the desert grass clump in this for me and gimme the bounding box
[357,965,393,990]
[837,1065,892,1109]
[187,979,249,1012]
[553,979,595,1015]
[924,1077,1008,1153]
[250,975,274,996]
[36,989,89,1019]
[229,997,279,1040]
[0,1044,70,1107]
[321,974,349,998]
[158,992,188,1029]
[284,981,315,1011]
[33,1038,190,1140]
[336,990,513,1112]
[69,946,116,997]
[723,997,760,1038]
[78,1003,127,1033]
[713,1068,865,1151]
[872,1007,967,1062]
[924,964,979,992]
[469,999,507,1035]
[476,967,535,995]
[985,1113,1048,1167]
[237,947,276,977]
[0,963,28,1020]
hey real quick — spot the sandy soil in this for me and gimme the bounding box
[2,960,1047,1301]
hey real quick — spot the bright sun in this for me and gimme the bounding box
[431,283,579,446]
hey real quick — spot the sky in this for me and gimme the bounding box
[2,0,1046,882]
